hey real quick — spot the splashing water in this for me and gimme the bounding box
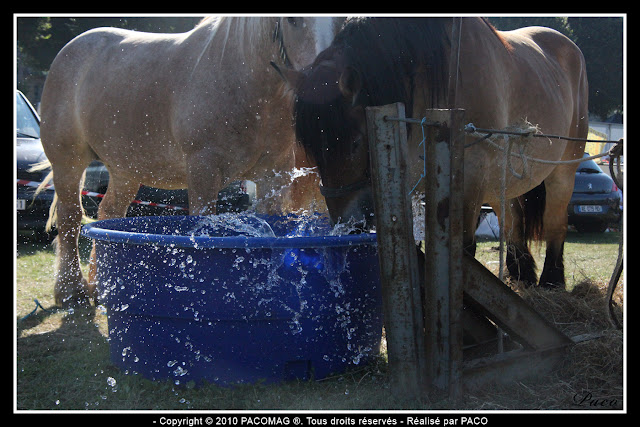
[259,167,320,202]
[329,216,373,236]
[189,212,276,237]
[286,213,374,238]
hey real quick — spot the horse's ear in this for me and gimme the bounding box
[270,61,303,91]
[338,66,362,106]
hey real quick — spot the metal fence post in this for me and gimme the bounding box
[423,108,465,400]
[366,102,426,398]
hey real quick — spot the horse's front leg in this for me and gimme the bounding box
[288,145,325,213]
[249,148,300,215]
[185,150,224,216]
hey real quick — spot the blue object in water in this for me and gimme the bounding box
[81,214,382,386]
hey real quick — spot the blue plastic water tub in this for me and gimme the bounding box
[81,214,382,386]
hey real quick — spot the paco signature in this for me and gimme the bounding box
[573,392,621,408]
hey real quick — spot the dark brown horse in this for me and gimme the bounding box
[276,17,588,288]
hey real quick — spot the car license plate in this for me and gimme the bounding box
[578,205,602,213]
[17,199,26,210]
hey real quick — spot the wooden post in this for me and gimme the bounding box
[364,103,572,398]
[423,108,465,400]
[366,103,426,398]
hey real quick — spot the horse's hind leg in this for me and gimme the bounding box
[539,238,565,289]
[501,198,538,286]
[538,171,576,289]
[50,164,91,306]
[87,175,140,299]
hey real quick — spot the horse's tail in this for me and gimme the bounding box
[29,160,58,232]
[29,158,92,233]
[521,181,546,243]
[29,160,90,232]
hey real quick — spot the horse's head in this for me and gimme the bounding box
[274,18,451,230]
[274,17,345,70]
[274,45,375,230]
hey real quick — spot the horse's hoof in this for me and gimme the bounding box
[539,269,566,290]
[55,293,92,309]
[520,278,539,288]
[505,270,538,288]
[539,280,566,290]
[55,283,95,308]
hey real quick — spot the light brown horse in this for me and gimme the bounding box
[278,17,588,288]
[39,16,344,306]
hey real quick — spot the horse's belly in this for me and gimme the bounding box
[94,139,188,189]
[478,151,564,204]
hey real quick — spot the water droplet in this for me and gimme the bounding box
[173,366,188,377]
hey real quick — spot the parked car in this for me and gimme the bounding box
[17,91,256,236]
[16,90,53,236]
[567,153,622,233]
[83,163,256,217]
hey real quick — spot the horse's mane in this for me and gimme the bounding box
[481,17,514,53]
[189,17,276,71]
[329,17,510,108]
[194,16,268,34]
[336,17,450,115]
[294,17,451,166]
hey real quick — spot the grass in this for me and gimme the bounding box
[473,230,623,291]
[15,230,624,411]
